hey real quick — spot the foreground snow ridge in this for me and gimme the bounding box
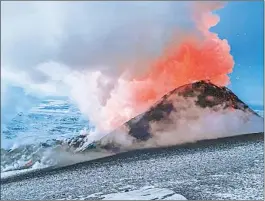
[101,186,187,200]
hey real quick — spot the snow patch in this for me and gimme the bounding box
[101,186,187,200]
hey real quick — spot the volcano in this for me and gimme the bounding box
[125,80,260,140]
[3,81,263,172]
[69,80,263,152]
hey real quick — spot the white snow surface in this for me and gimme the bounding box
[79,186,187,200]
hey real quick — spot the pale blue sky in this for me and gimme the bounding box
[212,1,264,108]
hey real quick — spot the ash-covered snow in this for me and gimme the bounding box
[1,133,263,200]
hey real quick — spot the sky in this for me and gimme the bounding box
[212,1,264,108]
[1,1,264,125]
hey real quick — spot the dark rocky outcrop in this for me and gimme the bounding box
[123,80,259,141]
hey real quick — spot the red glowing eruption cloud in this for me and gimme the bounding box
[133,2,234,105]
[103,2,234,130]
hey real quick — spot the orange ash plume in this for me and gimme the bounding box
[102,2,234,130]
[132,2,234,106]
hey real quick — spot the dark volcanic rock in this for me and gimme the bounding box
[124,80,259,141]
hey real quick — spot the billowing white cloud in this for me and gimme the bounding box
[1,1,192,88]
[2,1,230,131]
[1,1,195,123]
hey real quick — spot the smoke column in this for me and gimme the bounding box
[1,2,234,134]
[94,2,235,131]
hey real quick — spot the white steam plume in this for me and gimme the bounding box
[1,1,194,128]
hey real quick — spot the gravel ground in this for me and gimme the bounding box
[1,133,264,200]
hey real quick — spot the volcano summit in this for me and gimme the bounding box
[69,80,263,152]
